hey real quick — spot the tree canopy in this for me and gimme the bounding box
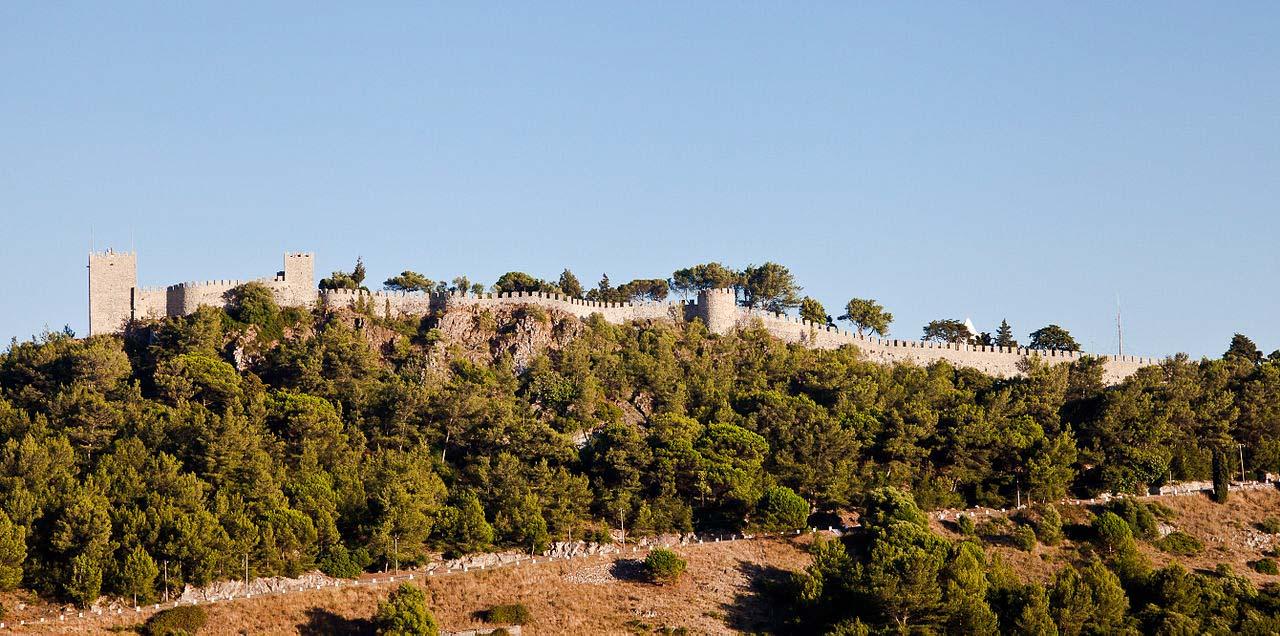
[668,262,740,299]
[492,272,557,295]
[383,271,435,292]
[840,298,892,337]
[922,319,971,344]
[1029,325,1080,351]
[799,297,829,326]
[995,319,1017,348]
[741,262,801,313]
[0,290,1277,616]
[319,257,368,291]
[557,269,584,298]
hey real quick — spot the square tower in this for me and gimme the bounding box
[88,250,138,335]
[278,252,316,306]
[283,252,314,285]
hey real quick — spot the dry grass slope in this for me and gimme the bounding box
[12,488,1280,634]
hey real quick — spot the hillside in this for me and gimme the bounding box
[1,285,1280,633]
[8,488,1280,634]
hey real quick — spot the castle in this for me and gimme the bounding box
[88,250,1161,383]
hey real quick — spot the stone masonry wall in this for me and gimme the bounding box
[318,288,685,324]
[88,250,138,336]
[736,307,1157,384]
[91,252,1162,383]
[89,252,316,333]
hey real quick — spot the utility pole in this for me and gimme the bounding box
[393,535,399,576]
[1015,478,1022,508]
[243,554,249,598]
[162,561,168,602]
[1239,443,1247,482]
[619,510,626,548]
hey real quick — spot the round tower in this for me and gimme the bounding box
[696,288,739,334]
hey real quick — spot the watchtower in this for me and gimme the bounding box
[88,250,138,335]
[696,288,739,334]
[276,252,315,306]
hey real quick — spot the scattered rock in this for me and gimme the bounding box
[179,571,342,603]
[562,563,616,585]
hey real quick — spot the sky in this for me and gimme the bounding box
[2,3,1277,358]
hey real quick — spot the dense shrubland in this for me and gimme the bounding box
[0,284,1278,611]
[786,487,1280,634]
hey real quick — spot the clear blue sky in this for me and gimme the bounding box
[2,3,1277,358]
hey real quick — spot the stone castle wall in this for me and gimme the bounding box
[318,288,686,324]
[87,251,315,335]
[89,251,1162,382]
[734,308,1156,384]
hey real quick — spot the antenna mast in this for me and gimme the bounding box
[1116,295,1124,357]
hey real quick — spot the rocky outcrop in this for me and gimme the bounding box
[433,304,585,372]
[179,571,341,602]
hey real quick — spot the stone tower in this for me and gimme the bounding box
[277,252,316,306]
[88,250,138,336]
[696,288,739,334]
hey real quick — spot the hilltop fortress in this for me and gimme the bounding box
[88,250,1161,383]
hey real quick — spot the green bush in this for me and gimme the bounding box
[1154,531,1203,556]
[1258,517,1280,534]
[754,485,809,532]
[1107,499,1162,539]
[1033,504,1064,546]
[224,282,283,341]
[956,514,975,537]
[978,516,1012,538]
[1093,511,1136,555]
[644,548,687,584]
[374,583,438,636]
[1252,558,1279,575]
[484,603,532,625]
[145,605,208,636]
[318,544,363,579]
[1013,525,1037,552]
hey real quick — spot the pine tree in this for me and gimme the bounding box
[840,298,892,337]
[0,511,25,591]
[1079,560,1128,632]
[1224,333,1262,364]
[352,257,366,287]
[558,269,584,298]
[449,494,494,555]
[1212,447,1231,503]
[995,319,1017,348]
[799,297,828,325]
[120,545,158,605]
[68,553,103,607]
[373,583,438,636]
[1012,584,1057,636]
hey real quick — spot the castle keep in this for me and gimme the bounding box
[89,250,316,336]
[88,250,1161,383]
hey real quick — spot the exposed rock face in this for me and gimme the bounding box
[433,304,585,373]
[179,571,341,602]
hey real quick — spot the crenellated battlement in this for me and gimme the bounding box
[89,252,316,334]
[89,251,1163,383]
[166,279,246,290]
